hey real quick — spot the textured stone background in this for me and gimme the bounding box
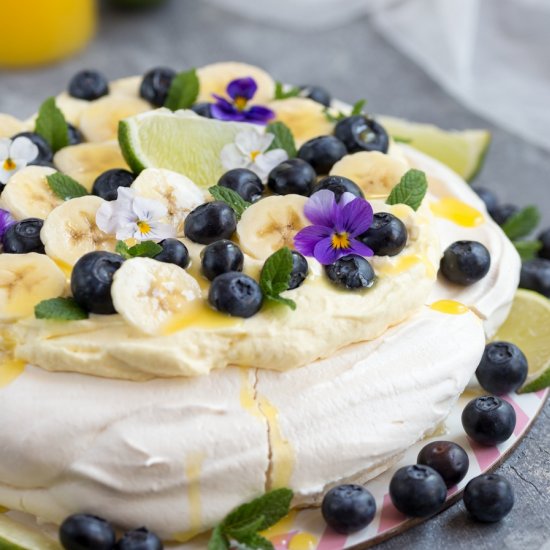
[0,1,549,548]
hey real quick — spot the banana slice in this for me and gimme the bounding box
[0,166,63,220]
[0,253,66,320]
[0,114,26,138]
[41,195,117,267]
[53,141,129,191]
[109,76,142,98]
[197,61,275,104]
[131,168,206,236]
[330,151,409,197]
[79,95,151,142]
[111,257,202,335]
[237,194,308,260]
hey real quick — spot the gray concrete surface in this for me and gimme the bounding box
[0,1,549,548]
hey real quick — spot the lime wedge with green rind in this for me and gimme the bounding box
[378,115,491,181]
[0,514,61,550]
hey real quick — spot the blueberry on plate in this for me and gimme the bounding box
[520,258,550,298]
[208,272,263,318]
[334,115,389,154]
[92,168,135,201]
[71,251,124,314]
[114,527,163,550]
[359,212,407,257]
[325,254,375,290]
[154,238,190,269]
[68,70,109,100]
[537,227,550,260]
[140,67,176,107]
[2,218,44,254]
[417,441,469,488]
[299,84,331,107]
[389,465,447,517]
[59,513,116,550]
[321,484,376,534]
[217,168,263,202]
[67,123,84,146]
[471,186,498,214]
[184,201,237,245]
[267,159,316,197]
[464,474,514,522]
[297,136,347,175]
[461,395,516,446]
[201,239,244,281]
[11,132,52,164]
[490,203,519,226]
[314,175,364,201]
[440,240,491,285]
[190,102,213,118]
[288,250,309,290]
[475,342,528,395]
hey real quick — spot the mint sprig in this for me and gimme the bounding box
[47,173,89,201]
[266,121,297,158]
[323,99,366,122]
[207,488,293,550]
[35,297,88,321]
[259,247,296,311]
[209,186,251,220]
[115,240,162,259]
[274,81,301,100]
[35,97,69,153]
[513,240,542,261]
[502,206,540,240]
[386,169,428,211]
[164,68,200,111]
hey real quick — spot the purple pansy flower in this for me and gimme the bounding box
[294,190,374,265]
[0,208,16,240]
[211,77,275,125]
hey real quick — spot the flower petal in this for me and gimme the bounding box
[116,223,137,241]
[244,106,275,124]
[221,143,249,171]
[258,132,275,153]
[9,136,38,163]
[0,139,10,160]
[227,77,258,101]
[140,221,177,241]
[313,236,344,265]
[0,208,15,239]
[339,192,358,206]
[132,196,168,221]
[211,98,245,121]
[252,149,288,181]
[294,224,332,257]
[235,129,262,155]
[341,197,374,236]
[304,189,338,227]
[95,201,119,234]
[347,237,374,258]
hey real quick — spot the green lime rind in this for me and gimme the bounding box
[0,514,62,550]
[118,119,147,174]
[521,369,550,393]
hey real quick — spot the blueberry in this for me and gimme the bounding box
[59,513,115,550]
[537,228,550,260]
[464,474,514,523]
[325,254,375,290]
[520,258,550,297]
[67,123,84,146]
[299,85,331,107]
[154,238,190,269]
[389,465,447,517]
[68,70,109,100]
[417,441,469,488]
[115,527,163,550]
[140,67,176,107]
[11,132,52,164]
[314,176,364,201]
[201,240,244,281]
[334,115,389,154]
[461,395,516,446]
[440,240,491,285]
[92,169,135,201]
[472,186,498,214]
[359,212,407,257]
[190,102,213,118]
[297,136,347,175]
[321,484,376,534]
[2,218,44,253]
[184,201,237,245]
[490,204,519,226]
[208,272,263,318]
[217,169,263,202]
[71,251,124,314]
[267,159,316,196]
[476,342,528,395]
[288,251,308,290]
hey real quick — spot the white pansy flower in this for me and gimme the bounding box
[220,129,288,181]
[0,137,39,184]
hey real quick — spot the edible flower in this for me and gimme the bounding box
[0,137,39,184]
[221,128,288,181]
[96,187,176,242]
[0,209,16,240]
[211,77,275,124]
[294,190,374,265]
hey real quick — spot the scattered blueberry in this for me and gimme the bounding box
[325,254,375,290]
[389,465,447,517]
[267,158,316,197]
[463,474,514,523]
[359,212,407,257]
[2,218,44,254]
[537,228,550,260]
[520,258,550,297]
[461,396,516,446]
[490,204,519,226]
[201,239,244,281]
[67,123,84,146]
[68,70,109,100]
[321,484,376,534]
[472,186,498,214]
[314,175,364,201]
[154,238,190,269]
[417,441,469,488]
[476,342,528,395]
[114,527,163,550]
[297,136,347,175]
[190,102,213,118]
[59,514,116,550]
[334,115,389,154]
[288,250,309,290]
[140,67,176,107]
[217,168,263,202]
[92,168,135,201]
[439,240,491,285]
[11,132,52,164]
[299,85,331,107]
[71,251,124,314]
[208,272,263,318]
[184,201,237,245]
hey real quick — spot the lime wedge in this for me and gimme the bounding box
[378,115,491,181]
[493,289,550,393]
[118,109,252,188]
[0,514,61,550]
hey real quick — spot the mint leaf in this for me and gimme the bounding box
[207,526,229,550]
[392,136,412,144]
[164,68,199,111]
[209,186,251,220]
[116,241,132,259]
[386,169,428,211]
[35,297,88,321]
[116,240,162,259]
[274,81,301,100]
[266,121,297,158]
[225,515,265,541]
[259,248,296,310]
[323,107,346,123]
[236,533,274,550]
[350,99,367,115]
[502,206,540,240]
[513,240,542,261]
[35,97,69,153]
[46,173,89,200]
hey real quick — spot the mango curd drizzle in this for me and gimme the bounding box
[239,368,263,420]
[288,532,319,550]
[162,301,241,334]
[430,300,469,315]
[430,197,484,227]
[376,254,436,279]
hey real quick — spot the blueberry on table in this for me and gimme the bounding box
[11,132,52,164]
[537,228,550,260]
[321,484,376,534]
[417,441,469,488]
[288,250,309,290]
[114,527,163,550]
[92,168,136,201]
[325,254,375,290]
[359,212,407,257]
[201,239,244,281]
[471,185,499,214]
[191,102,213,118]
[490,203,519,226]
[184,201,237,245]
[2,218,44,254]
[68,70,109,101]
[59,513,116,550]
[334,115,389,154]
[299,84,332,107]
[217,168,263,202]
[267,158,316,197]
[297,136,347,175]
[154,238,190,269]
[140,67,176,107]
[463,474,514,522]
[67,123,84,146]
[439,240,491,285]
[520,258,550,298]
[314,175,364,201]
[208,272,263,318]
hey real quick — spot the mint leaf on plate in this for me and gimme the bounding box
[164,68,199,111]
[35,97,69,153]
[502,206,540,240]
[350,99,367,115]
[47,173,89,201]
[266,121,297,158]
[235,533,274,550]
[35,297,88,321]
[209,186,251,220]
[386,169,428,211]
[513,240,542,261]
[274,81,301,100]
[116,240,162,259]
[207,526,229,550]
[259,248,296,311]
